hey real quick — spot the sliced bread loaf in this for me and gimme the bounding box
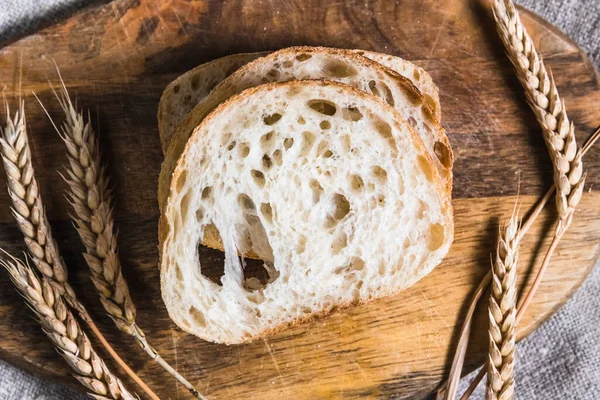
[159,80,453,344]
[158,46,453,217]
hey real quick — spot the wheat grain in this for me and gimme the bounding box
[1,253,136,399]
[494,0,585,233]
[1,101,159,400]
[51,84,205,400]
[487,213,519,400]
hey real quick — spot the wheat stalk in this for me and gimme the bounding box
[48,83,205,400]
[487,213,519,400]
[1,253,136,399]
[494,0,585,233]
[0,102,159,400]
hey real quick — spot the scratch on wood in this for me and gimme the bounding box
[263,338,288,390]
[171,330,181,399]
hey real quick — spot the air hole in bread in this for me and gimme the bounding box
[331,231,348,255]
[307,100,337,116]
[239,143,250,158]
[296,53,312,61]
[316,140,329,157]
[343,106,363,122]
[227,141,237,151]
[251,169,265,188]
[342,134,351,153]
[320,121,331,130]
[180,190,192,219]
[189,307,206,327]
[301,132,316,155]
[323,150,333,158]
[418,200,429,218]
[366,182,376,192]
[195,207,204,222]
[377,195,386,206]
[413,69,421,80]
[428,223,445,251]
[310,179,323,204]
[349,257,365,271]
[184,95,192,103]
[368,80,380,97]
[423,123,433,134]
[243,259,280,291]
[424,94,437,116]
[238,194,256,212]
[372,166,388,182]
[173,84,181,94]
[297,116,306,125]
[174,263,183,282]
[349,174,364,191]
[379,82,395,106]
[325,193,350,228]
[282,60,293,68]
[175,170,187,192]
[260,154,272,170]
[378,261,386,276]
[272,149,283,166]
[372,117,397,152]
[418,155,434,182]
[197,230,226,286]
[434,140,452,168]
[283,137,294,150]
[190,74,201,91]
[323,60,358,78]
[263,113,282,126]
[407,116,417,128]
[296,235,307,254]
[267,69,280,79]
[201,186,212,200]
[260,131,275,151]
[260,203,273,224]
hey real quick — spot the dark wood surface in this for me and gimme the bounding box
[0,0,599,399]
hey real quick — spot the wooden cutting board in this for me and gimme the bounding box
[0,0,599,399]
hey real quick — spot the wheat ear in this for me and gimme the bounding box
[1,253,136,399]
[49,84,205,400]
[487,213,519,400]
[494,0,585,232]
[0,102,160,400]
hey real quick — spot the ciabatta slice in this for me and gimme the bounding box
[158,46,453,215]
[160,81,453,344]
[157,52,267,151]
[353,50,442,121]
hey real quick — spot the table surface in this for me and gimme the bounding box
[0,0,599,399]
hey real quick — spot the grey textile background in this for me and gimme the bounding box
[0,0,599,399]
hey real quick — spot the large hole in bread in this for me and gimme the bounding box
[418,155,434,182]
[372,166,388,183]
[263,113,282,126]
[428,223,445,251]
[349,174,364,191]
[424,94,437,116]
[301,132,316,156]
[331,231,348,255]
[343,106,363,122]
[310,179,323,204]
[198,225,226,286]
[325,193,350,228]
[262,154,273,170]
[251,170,265,188]
[189,307,206,327]
[175,170,187,193]
[260,131,275,151]
[372,116,397,152]
[381,82,395,106]
[307,100,337,116]
[283,137,294,150]
[296,53,312,61]
[272,149,283,166]
[434,140,452,168]
[323,60,358,78]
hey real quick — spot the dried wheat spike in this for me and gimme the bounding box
[486,214,519,400]
[1,254,137,399]
[0,101,85,314]
[54,86,205,400]
[494,0,585,233]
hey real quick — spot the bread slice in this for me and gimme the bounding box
[157,50,441,153]
[157,52,267,151]
[158,46,453,216]
[353,50,442,121]
[159,80,454,344]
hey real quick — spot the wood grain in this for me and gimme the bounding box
[0,0,599,399]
